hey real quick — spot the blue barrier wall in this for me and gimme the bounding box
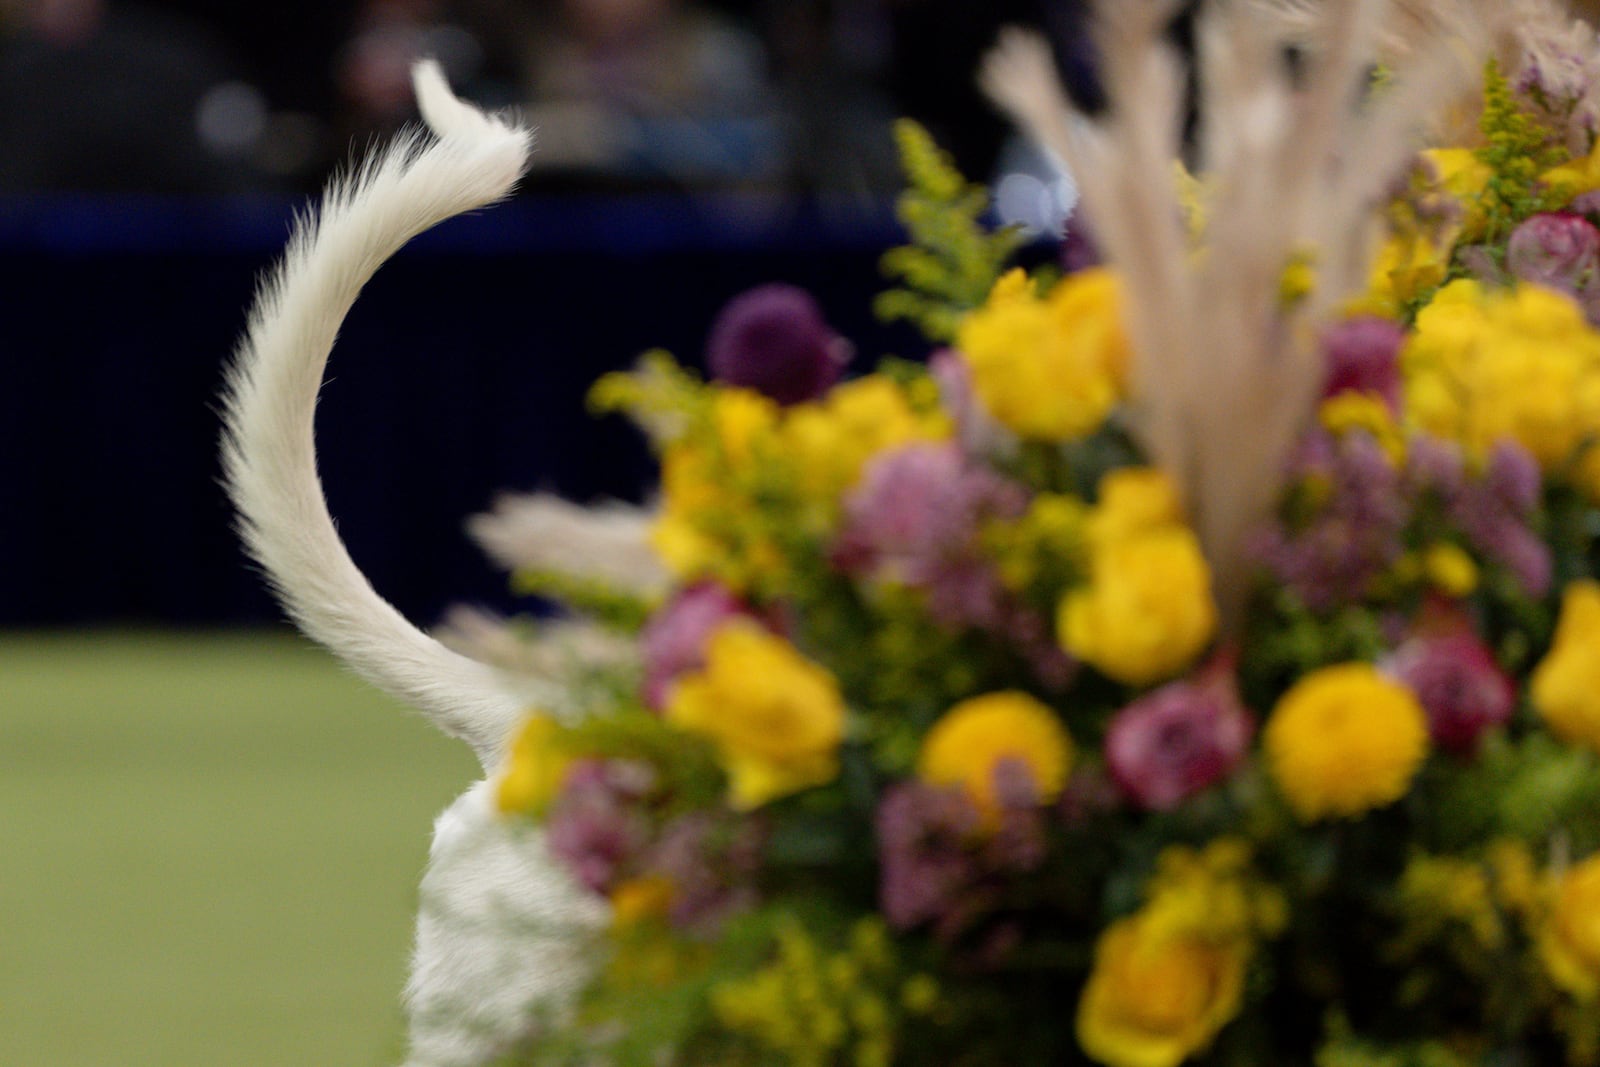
[0,194,924,626]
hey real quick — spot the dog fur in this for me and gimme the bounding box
[221,61,604,1067]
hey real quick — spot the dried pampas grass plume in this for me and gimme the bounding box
[981,0,1505,629]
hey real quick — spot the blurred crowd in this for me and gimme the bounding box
[0,0,1101,199]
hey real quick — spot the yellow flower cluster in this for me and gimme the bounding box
[1264,663,1430,821]
[984,491,1088,593]
[1078,840,1281,1067]
[1403,280,1600,496]
[1532,580,1600,755]
[1539,852,1600,1000]
[665,622,846,810]
[916,691,1073,822]
[651,377,947,592]
[1059,469,1217,687]
[956,267,1129,441]
[711,918,936,1067]
[494,712,572,816]
[1319,391,1407,466]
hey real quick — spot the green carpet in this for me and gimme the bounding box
[0,629,481,1067]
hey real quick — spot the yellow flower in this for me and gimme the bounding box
[1424,147,1492,240]
[609,875,675,928]
[1060,527,1217,687]
[1421,542,1479,597]
[782,374,948,502]
[957,267,1129,441]
[1077,912,1250,1067]
[917,691,1074,819]
[1319,391,1407,466]
[1087,468,1185,550]
[495,713,573,816]
[666,623,846,809]
[1544,137,1600,201]
[1540,852,1600,999]
[1532,580,1600,753]
[1263,663,1430,821]
[1403,280,1600,497]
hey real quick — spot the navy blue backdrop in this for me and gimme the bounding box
[0,194,924,628]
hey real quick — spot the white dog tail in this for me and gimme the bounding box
[221,62,532,766]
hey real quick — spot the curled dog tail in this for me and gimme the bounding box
[221,62,531,767]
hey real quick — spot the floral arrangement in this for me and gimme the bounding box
[458,3,1600,1065]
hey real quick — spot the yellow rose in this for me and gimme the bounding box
[495,713,573,816]
[917,691,1074,820]
[666,623,846,809]
[1059,527,1217,687]
[1263,663,1430,821]
[1540,852,1600,999]
[957,267,1128,441]
[1532,581,1600,753]
[1077,913,1249,1067]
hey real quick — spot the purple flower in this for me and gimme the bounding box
[876,780,982,932]
[645,810,764,931]
[1321,317,1406,408]
[639,582,754,711]
[1506,214,1600,322]
[1386,629,1515,755]
[1103,660,1254,811]
[544,759,658,894]
[875,770,1046,939]
[1439,439,1552,598]
[705,284,851,405]
[1251,430,1408,611]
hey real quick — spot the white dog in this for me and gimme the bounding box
[221,62,610,1067]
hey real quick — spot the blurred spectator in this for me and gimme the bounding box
[505,0,782,190]
[0,0,273,193]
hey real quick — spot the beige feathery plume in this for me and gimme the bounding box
[982,0,1502,630]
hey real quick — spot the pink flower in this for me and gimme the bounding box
[1321,317,1405,408]
[1506,214,1600,322]
[1103,660,1254,811]
[1387,630,1515,755]
[706,284,851,405]
[639,582,756,711]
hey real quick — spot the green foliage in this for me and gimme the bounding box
[1473,60,1571,247]
[588,348,710,447]
[509,567,657,631]
[559,707,728,814]
[874,120,1025,343]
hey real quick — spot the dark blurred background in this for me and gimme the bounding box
[0,0,1100,630]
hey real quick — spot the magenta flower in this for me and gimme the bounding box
[1103,660,1254,811]
[1506,214,1600,322]
[706,284,851,405]
[1321,317,1406,408]
[1386,629,1515,755]
[638,582,755,711]
[544,759,658,894]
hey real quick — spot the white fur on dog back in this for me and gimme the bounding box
[220,60,533,767]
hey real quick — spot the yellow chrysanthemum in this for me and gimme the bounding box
[1539,852,1600,999]
[917,691,1073,819]
[957,267,1129,441]
[1532,580,1600,754]
[1403,280,1600,497]
[666,623,846,809]
[1076,912,1250,1067]
[494,712,573,816]
[1060,527,1217,688]
[1421,542,1479,597]
[1263,663,1430,821]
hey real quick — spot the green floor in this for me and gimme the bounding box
[0,630,481,1067]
